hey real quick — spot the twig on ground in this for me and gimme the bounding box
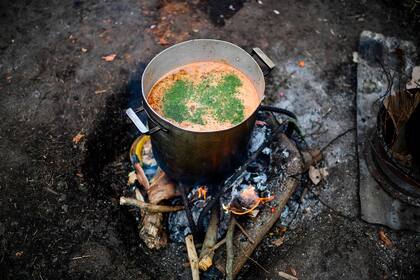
[246,255,269,274]
[71,255,91,260]
[320,127,355,153]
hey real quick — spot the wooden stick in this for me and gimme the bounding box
[198,207,219,271]
[119,197,184,213]
[234,220,255,244]
[226,217,236,280]
[211,238,226,252]
[278,271,298,280]
[185,235,200,280]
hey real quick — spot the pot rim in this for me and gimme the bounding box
[141,39,265,134]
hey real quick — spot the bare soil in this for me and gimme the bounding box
[1,0,419,279]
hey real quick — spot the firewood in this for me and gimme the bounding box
[226,217,236,280]
[215,133,312,279]
[119,197,184,213]
[232,134,306,278]
[132,189,168,250]
[198,206,219,271]
[147,169,180,204]
[185,235,200,280]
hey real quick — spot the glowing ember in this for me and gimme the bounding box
[223,185,274,216]
[197,186,207,200]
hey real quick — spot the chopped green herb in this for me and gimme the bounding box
[162,73,245,125]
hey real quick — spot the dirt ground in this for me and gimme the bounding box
[1,0,420,279]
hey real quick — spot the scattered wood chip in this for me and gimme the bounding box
[298,60,305,68]
[309,165,328,185]
[15,251,24,257]
[102,53,116,62]
[271,236,285,247]
[81,48,88,53]
[278,271,298,280]
[273,9,280,15]
[407,66,420,89]
[378,229,392,247]
[127,171,137,185]
[94,89,107,94]
[72,132,85,144]
[352,52,359,63]
[309,165,321,185]
[319,167,329,178]
[71,255,91,260]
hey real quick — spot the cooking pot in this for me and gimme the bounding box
[126,39,275,184]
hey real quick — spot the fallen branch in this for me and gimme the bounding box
[120,197,184,213]
[198,207,219,271]
[185,235,200,280]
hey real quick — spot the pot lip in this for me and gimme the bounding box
[141,38,265,134]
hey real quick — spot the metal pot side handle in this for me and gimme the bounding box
[126,107,163,135]
[252,47,275,75]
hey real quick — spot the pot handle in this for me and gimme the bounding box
[126,107,163,135]
[252,47,275,76]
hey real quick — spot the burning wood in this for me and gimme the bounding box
[223,185,274,216]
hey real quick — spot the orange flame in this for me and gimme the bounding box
[197,186,207,200]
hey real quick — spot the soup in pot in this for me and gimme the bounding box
[147,61,260,131]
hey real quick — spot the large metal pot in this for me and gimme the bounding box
[126,39,274,184]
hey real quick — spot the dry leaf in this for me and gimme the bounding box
[309,165,321,185]
[72,132,85,144]
[298,60,305,68]
[378,229,392,247]
[102,53,116,62]
[271,236,285,247]
[288,267,297,277]
[158,37,170,45]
